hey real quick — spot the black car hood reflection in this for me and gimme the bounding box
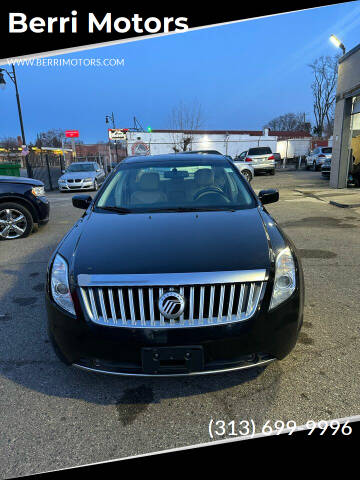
[71,208,271,276]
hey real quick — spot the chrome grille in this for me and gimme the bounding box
[78,271,266,328]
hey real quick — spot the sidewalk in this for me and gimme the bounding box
[294,186,360,208]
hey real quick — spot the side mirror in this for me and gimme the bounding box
[72,195,92,210]
[258,189,279,205]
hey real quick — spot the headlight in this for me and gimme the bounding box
[58,179,66,183]
[84,178,93,182]
[32,186,45,196]
[50,254,75,315]
[269,247,296,310]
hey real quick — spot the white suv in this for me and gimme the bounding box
[306,147,332,171]
[235,147,276,175]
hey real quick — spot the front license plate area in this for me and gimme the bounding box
[142,346,204,374]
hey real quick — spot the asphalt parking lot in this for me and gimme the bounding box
[0,169,359,477]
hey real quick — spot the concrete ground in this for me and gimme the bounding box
[0,169,359,477]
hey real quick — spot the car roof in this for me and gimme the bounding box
[121,153,228,164]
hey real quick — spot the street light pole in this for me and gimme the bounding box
[105,111,119,163]
[0,64,32,177]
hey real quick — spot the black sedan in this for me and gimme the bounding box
[46,154,304,377]
[0,175,50,240]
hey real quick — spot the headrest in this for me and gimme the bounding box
[139,172,160,191]
[214,169,226,184]
[194,169,214,186]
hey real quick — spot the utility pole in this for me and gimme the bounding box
[0,64,32,177]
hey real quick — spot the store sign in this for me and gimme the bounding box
[131,141,149,156]
[65,130,79,138]
[108,129,127,141]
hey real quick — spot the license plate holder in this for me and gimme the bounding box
[142,346,204,374]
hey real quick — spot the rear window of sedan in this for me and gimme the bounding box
[248,147,272,155]
[321,147,332,154]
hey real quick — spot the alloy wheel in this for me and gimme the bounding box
[0,208,28,239]
[242,170,252,182]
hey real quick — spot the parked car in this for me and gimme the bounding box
[46,153,304,377]
[232,160,255,182]
[234,147,276,175]
[181,150,223,155]
[321,159,331,178]
[273,153,281,163]
[58,162,106,192]
[305,147,332,171]
[0,175,49,240]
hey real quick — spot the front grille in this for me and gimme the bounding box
[79,275,266,328]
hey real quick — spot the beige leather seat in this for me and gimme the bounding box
[189,169,215,198]
[130,172,167,205]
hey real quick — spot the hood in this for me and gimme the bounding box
[70,208,271,277]
[0,175,44,186]
[60,171,96,180]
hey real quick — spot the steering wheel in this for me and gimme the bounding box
[193,186,229,202]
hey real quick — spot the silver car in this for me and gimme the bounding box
[235,147,276,175]
[58,162,106,192]
[305,147,332,171]
[232,161,255,182]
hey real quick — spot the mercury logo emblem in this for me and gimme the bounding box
[158,291,185,320]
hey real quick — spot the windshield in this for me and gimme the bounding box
[95,159,256,212]
[67,163,96,172]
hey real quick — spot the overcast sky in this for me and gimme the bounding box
[2,2,360,144]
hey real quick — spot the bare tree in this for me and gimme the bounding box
[309,55,339,137]
[264,112,311,132]
[35,129,65,148]
[169,101,203,152]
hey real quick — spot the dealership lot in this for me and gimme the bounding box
[0,169,359,477]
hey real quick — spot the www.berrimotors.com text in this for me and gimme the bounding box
[8,12,189,34]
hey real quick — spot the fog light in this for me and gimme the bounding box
[55,282,69,295]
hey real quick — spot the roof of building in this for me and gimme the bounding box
[339,42,360,63]
[151,129,312,138]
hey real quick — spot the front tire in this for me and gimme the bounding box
[242,170,252,182]
[0,202,33,240]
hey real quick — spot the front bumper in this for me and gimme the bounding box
[32,195,50,224]
[46,281,303,376]
[58,181,94,191]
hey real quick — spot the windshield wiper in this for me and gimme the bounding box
[96,206,133,214]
